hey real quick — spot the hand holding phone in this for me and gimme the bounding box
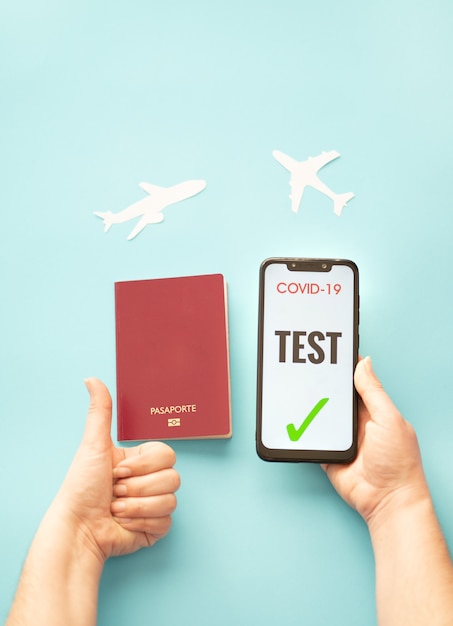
[256,258,359,463]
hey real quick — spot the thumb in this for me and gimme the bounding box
[354,357,399,425]
[82,378,113,450]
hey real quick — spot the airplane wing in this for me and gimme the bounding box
[127,216,150,240]
[127,210,165,240]
[272,150,299,172]
[289,177,306,214]
[311,150,341,170]
[139,182,165,195]
[273,150,307,212]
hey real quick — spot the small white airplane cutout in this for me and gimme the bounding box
[94,179,207,240]
[273,150,354,216]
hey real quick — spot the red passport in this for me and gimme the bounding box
[115,274,232,441]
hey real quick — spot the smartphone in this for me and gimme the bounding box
[256,258,359,463]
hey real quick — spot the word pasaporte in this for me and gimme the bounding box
[150,404,197,415]
[275,330,342,364]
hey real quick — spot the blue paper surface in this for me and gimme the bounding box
[1,2,453,624]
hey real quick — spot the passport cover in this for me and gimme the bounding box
[115,273,232,441]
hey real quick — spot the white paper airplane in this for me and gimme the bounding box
[94,179,207,240]
[273,150,354,216]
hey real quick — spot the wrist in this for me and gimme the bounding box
[38,498,106,578]
[366,480,433,539]
[7,500,104,626]
[365,480,453,626]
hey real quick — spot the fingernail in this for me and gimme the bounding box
[113,483,127,497]
[113,466,132,479]
[111,500,126,514]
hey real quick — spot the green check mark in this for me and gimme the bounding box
[286,398,329,442]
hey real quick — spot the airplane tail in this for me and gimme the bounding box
[333,192,355,217]
[93,211,114,232]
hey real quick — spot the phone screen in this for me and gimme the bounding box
[256,258,359,462]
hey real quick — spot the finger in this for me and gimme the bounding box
[113,442,176,479]
[113,468,180,498]
[354,357,401,427]
[356,395,371,445]
[82,378,113,450]
[118,515,173,540]
[111,493,177,519]
[321,384,370,476]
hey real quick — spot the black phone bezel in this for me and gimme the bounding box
[256,257,359,464]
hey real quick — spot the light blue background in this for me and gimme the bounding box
[1,1,452,625]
